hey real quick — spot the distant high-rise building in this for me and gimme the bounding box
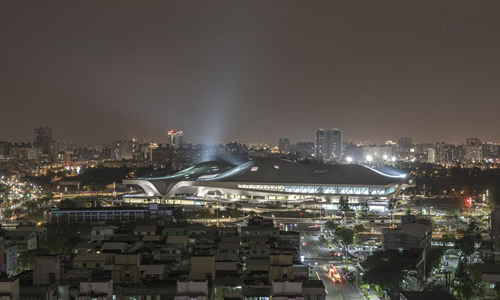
[34,126,52,154]
[278,138,290,153]
[111,140,139,160]
[167,130,183,149]
[49,140,63,161]
[463,145,483,162]
[314,129,326,158]
[466,138,482,146]
[435,142,446,163]
[225,141,246,154]
[326,129,343,159]
[397,138,413,153]
[152,145,171,167]
[315,128,342,159]
[483,142,500,159]
[427,148,436,163]
[444,144,462,163]
[0,142,10,159]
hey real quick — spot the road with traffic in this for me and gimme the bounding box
[293,221,374,300]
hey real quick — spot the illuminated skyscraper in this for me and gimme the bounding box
[167,130,184,149]
[315,128,342,159]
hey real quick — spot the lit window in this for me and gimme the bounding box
[251,167,259,172]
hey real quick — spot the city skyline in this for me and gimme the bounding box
[1,1,500,145]
[2,124,500,147]
[3,125,500,148]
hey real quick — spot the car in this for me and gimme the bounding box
[369,220,375,223]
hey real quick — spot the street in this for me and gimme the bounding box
[295,221,372,300]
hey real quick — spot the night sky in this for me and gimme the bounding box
[1,1,499,145]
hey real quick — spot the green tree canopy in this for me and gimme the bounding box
[452,258,485,299]
[363,251,417,300]
[335,227,354,246]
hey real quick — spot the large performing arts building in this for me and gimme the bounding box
[123,158,414,210]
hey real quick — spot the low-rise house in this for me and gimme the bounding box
[216,227,238,236]
[166,236,188,250]
[269,254,294,284]
[73,243,98,254]
[248,244,271,258]
[188,226,215,238]
[73,253,111,270]
[5,231,37,251]
[189,256,215,281]
[111,254,141,285]
[162,227,187,236]
[244,285,271,300]
[152,244,184,263]
[33,255,62,285]
[302,280,326,300]
[142,235,163,243]
[195,235,217,250]
[245,259,269,276]
[214,277,244,300]
[215,261,240,277]
[175,280,209,300]
[15,226,47,244]
[134,226,158,236]
[241,227,279,241]
[220,236,241,244]
[271,280,302,300]
[0,279,19,300]
[76,276,113,300]
[100,242,128,255]
[91,226,118,242]
[382,213,432,255]
[140,265,168,280]
[216,243,240,262]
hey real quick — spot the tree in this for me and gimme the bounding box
[58,199,77,209]
[363,251,417,300]
[2,208,13,219]
[455,220,482,263]
[324,221,340,232]
[25,207,47,224]
[425,248,444,278]
[452,258,485,299]
[339,196,350,213]
[13,249,48,275]
[442,231,456,249]
[230,209,243,218]
[335,227,354,246]
[353,224,366,234]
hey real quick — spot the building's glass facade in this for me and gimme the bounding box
[237,184,399,195]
